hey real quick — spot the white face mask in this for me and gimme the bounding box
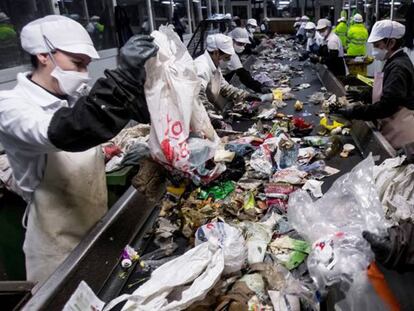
[44,36,91,96]
[320,29,329,38]
[234,44,245,54]
[219,58,230,69]
[306,32,314,38]
[372,48,388,61]
[50,65,90,96]
[247,26,255,34]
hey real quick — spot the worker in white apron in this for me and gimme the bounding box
[0,15,158,286]
[311,18,348,77]
[222,27,271,94]
[338,20,414,150]
[194,33,260,115]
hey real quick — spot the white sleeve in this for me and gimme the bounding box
[195,61,212,90]
[327,37,340,51]
[0,98,57,153]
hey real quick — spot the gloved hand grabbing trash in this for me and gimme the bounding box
[346,89,371,104]
[117,35,159,85]
[335,106,355,119]
[363,220,414,272]
[245,93,262,102]
[309,54,320,64]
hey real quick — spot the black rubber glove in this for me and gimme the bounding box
[362,231,392,264]
[245,93,262,102]
[310,54,320,64]
[118,35,159,85]
[260,86,272,94]
[335,106,354,119]
[363,221,414,272]
[346,89,371,103]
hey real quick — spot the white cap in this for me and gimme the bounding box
[295,17,301,22]
[353,14,363,23]
[230,27,250,44]
[368,20,405,43]
[301,16,310,22]
[206,33,235,55]
[21,15,99,59]
[294,22,301,28]
[337,17,346,23]
[247,18,258,27]
[0,12,10,23]
[90,15,100,21]
[305,22,316,30]
[316,18,332,30]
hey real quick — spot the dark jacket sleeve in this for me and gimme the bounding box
[383,221,414,272]
[350,60,411,120]
[320,49,346,76]
[48,69,150,152]
[235,67,263,93]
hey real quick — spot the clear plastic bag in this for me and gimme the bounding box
[287,155,389,307]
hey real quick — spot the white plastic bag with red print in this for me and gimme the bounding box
[144,26,219,177]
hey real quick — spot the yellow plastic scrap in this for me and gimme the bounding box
[167,183,186,197]
[272,88,283,101]
[357,74,374,87]
[320,117,345,131]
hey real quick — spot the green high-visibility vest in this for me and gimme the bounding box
[335,22,348,48]
[347,23,368,56]
[0,24,17,42]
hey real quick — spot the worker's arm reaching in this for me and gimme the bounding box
[235,67,267,93]
[338,60,414,120]
[220,77,259,102]
[48,35,158,152]
[363,220,414,272]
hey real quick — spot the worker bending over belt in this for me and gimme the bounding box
[222,27,271,94]
[299,22,324,60]
[0,15,158,285]
[311,18,347,77]
[338,20,414,150]
[194,33,260,116]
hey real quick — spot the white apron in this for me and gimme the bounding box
[23,147,108,285]
[374,71,414,149]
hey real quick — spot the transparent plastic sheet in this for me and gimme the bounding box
[287,155,389,309]
[144,26,220,179]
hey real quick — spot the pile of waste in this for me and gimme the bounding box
[64,35,409,311]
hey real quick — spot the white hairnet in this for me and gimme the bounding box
[353,14,363,23]
[316,18,332,30]
[21,15,99,59]
[247,18,258,27]
[368,20,405,43]
[305,22,316,30]
[229,27,250,44]
[206,33,235,55]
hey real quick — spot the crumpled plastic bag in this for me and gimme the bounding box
[144,26,219,179]
[237,212,281,264]
[374,156,414,222]
[103,222,246,311]
[250,137,279,176]
[287,155,389,308]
